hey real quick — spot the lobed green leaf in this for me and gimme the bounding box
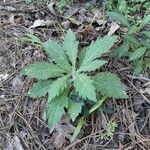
[93,72,128,99]
[107,11,131,28]
[68,100,83,121]
[140,13,150,29]
[78,60,107,73]
[43,40,71,72]
[124,35,140,47]
[114,42,129,57]
[28,80,52,98]
[81,36,117,66]
[47,94,68,128]
[129,47,147,61]
[48,75,68,102]
[128,26,140,34]
[142,31,150,38]
[63,29,79,68]
[21,61,65,80]
[133,60,144,75]
[74,74,97,102]
[140,40,150,49]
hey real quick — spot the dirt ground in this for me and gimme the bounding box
[0,0,150,149]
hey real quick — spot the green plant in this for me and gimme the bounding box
[107,12,150,74]
[100,121,118,140]
[56,0,74,13]
[21,30,128,135]
[105,0,150,16]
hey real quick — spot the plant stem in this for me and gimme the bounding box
[89,96,107,114]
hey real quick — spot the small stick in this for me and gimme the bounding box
[127,75,150,82]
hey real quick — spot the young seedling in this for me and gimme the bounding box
[21,29,128,139]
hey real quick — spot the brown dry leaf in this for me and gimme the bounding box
[11,76,23,93]
[120,27,128,33]
[122,109,138,140]
[47,2,56,15]
[9,13,15,25]
[52,115,75,149]
[67,17,81,26]
[30,19,46,28]
[100,112,108,128]
[61,20,70,29]
[64,5,80,17]
[5,134,24,150]
[30,19,55,28]
[90,9,107,26]
[78,8,87,23]
[107,22,120,36]
[52,125,66,149]
[91,9,102,19]
[13,136,24,150]
[8,13,22,25]
[0,73,9,82]
[122,109,138,123]
[52,123,75,149]
[96,19,106,26]
[0,5,16,11]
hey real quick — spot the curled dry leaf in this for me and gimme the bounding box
[96,19,104,26]
[91,8,106,26]
[91,9,102,19]
[52,123,75,149]
[5,134,24,150]
[52,125,66,149]
[52,115,75,149]
[8,14,23,25]
[108,22,120,36]
[11,76,23,93]
[13,136,24,150]
[61,20,71,30]
[64,5,80,17]
[30,19,55,28]
[0,73,9,82]
[9,13,15,25]
[100,112,108,128]
[47,2,56,15]
[0,5,16,11]
[122,108,138,123]
[78,8,88,23]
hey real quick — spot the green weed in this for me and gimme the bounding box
[105,0,150,16]
[100,121,118,140]
[21,30,128,140]
[107,11,150,74]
